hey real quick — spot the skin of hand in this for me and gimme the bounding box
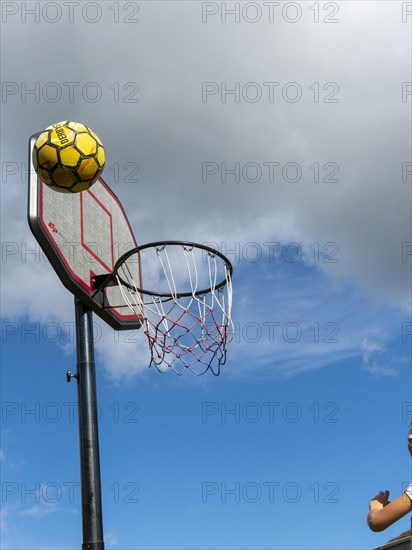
[367,492,412,532]
[367,426,412,532]
[369,490,390,512]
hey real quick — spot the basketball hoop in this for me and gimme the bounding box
[28,130,236,550]
[92,241,233,375]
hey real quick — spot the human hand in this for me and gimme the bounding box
[369,490,390,511]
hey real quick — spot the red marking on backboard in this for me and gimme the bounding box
[80,190,114,273]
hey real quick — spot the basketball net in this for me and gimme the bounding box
[114,243,233,375]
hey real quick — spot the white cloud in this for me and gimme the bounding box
[363,361,398,378]
[19,502,58,519]
[0,230,73,323]
[361,339,397,377]
[105,530,118,547]
[361,340,385,355]
[224,266,406,380]
[95,323,150,382]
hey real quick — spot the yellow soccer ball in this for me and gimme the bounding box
[32,121,105,193]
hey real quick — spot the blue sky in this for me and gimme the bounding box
[1,256,411,549]
[1,1,411,549]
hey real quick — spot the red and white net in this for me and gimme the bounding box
[115,242,233,375]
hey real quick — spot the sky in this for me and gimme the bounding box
[1,1,411,549]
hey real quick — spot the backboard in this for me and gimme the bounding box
[28,133,143,330]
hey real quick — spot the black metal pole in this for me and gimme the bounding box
[74,297,105,550]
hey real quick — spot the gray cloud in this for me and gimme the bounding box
[1,2,410,376]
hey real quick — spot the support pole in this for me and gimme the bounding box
[74,297,105,550]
